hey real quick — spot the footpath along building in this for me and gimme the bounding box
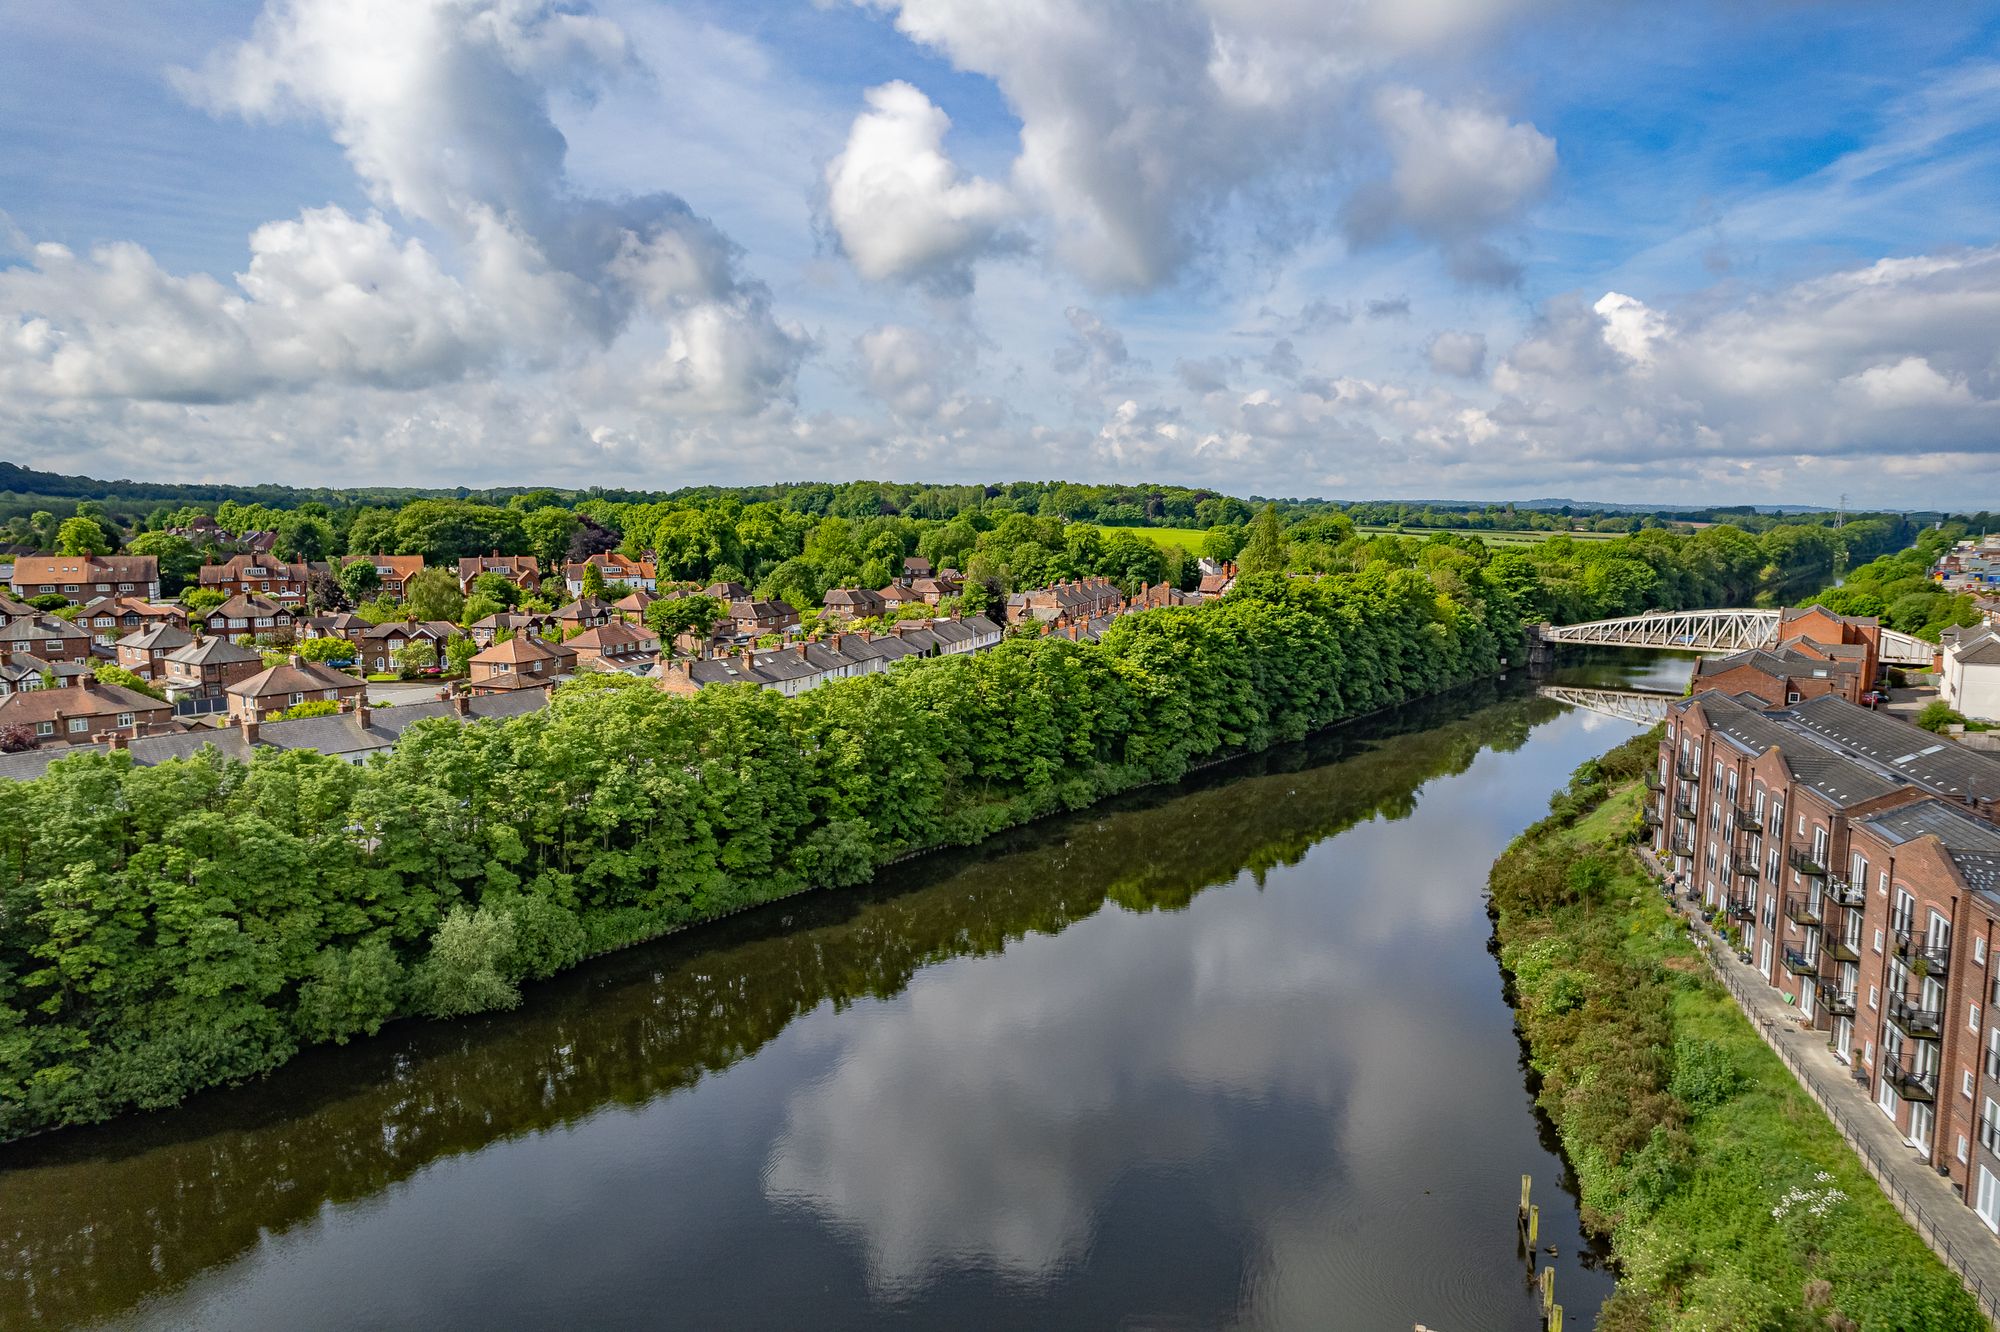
[1655,690,2000,1230]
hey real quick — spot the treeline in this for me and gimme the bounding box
[0,567,1511,1139]
[1491,741,1982,1329]
[1803,524,1990,641]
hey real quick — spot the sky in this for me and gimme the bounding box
[2,1,1998,507]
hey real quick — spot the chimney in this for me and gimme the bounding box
[289,653,304,668]
[106,728,128,751]
[77,675,97,693]
[356,699,371,728]
[241,717,260,744]
[452,691,470,718]
[796,642,810,660]
[741,648,757,672]
[951,607,962,621]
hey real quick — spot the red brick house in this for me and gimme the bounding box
[226,657,367,723]
[456,552,542,596]
[202,594,295,639]
[563,552,658,594]
[114,623,195,682]
[0,676,172,746]
[10,554,161,602]
[568,620,659,672]
[467,635,564,691]
[162,636,266,703]
[198,554,313,604]
[1691,644,1867,707]
[341,553,426,599]
[0,615,93,665]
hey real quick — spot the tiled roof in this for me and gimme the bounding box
[167,636,263,666]
[228,660,366,699]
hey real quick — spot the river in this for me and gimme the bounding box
[2,652,1692,1331]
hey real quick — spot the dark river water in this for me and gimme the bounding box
[2,652,1691,1332]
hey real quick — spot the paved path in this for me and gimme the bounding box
[1638,846,2000,1323]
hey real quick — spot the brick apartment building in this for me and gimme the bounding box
[1656,690,2000,1229]
[1690,643,1867,707]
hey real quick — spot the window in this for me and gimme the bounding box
[115,712,133,728]
[1978,1004,1986,1034]
[34,721,52,736]
[1961,1135,1972,1164]
[289,692,304,705]
[1870,985,1879,1010]
[1981,938,1990,967]
[1865,1040,1874,1065]
[1874,929,1884,954]
[1788,691,1801,703]
[1968,1070,1979,1099]
[67,718,86,733]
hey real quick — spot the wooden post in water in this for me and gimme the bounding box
[1550,1306,1563,1332]
[1540,1265,1554,1317]
[1528,1204,1539,1248]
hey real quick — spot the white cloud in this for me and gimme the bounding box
[825,81,1017,291]
[1425,330,1487,378]
[1345,87,1555,284]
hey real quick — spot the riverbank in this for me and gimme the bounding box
[1490,737,1986,1329]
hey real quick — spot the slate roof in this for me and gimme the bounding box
[1780,694,2000,805]
[166,636,263,667]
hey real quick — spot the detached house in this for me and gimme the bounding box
[359,620,459,674]
[162,636,266,705]
[0,676,172,747]
[342,554,426,599]
[466,635,565,692]
[198,554,313,604]
[78,595,185,641]
[0,615,93,665]
[564,552,658,594]
[568,621,659,672]
[10,554,161,602]
[552,596,616,632]
[456,552,542,596]
[226,657,367,724]
[202,594,294,639]
[114,623,195,682]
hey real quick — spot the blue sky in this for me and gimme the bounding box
[2,0,1998,506]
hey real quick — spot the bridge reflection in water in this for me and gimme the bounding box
[1536,685,1677,725]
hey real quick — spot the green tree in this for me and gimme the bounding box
[1236,504,1289,575]
[276,513,336,563]
[402,568,464,623]
[92,663,164,700]
[292,636,356,663]
[278,699,342,720]
[56,516,111,557]
[579,561,608,601]
[181,587,227,614]
[410,906,520,1018]
[522,507,579,572]
[338,559,382,605]
[645,594,726,648]
[394,641,439,677]
[445,635,477,676]
[124,532,201,595]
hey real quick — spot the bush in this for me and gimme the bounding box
[1668,1036,1744,1112]
[1916,700,1967,733]
[294,940,403,1044]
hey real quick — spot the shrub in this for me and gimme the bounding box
[409,907,520,1019]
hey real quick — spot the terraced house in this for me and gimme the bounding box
[1655,690,2000,1230]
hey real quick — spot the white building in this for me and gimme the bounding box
[1940,624,2000,722]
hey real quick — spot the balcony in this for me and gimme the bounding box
[1894,931,1951,979]
[1788,848,1828,877]
[1732,806,1763,832]
[1727,896,1757,923]
[1670,839,1695,858]
[1646,772,1666,793]
[1888,997,1944,1040]
[1823,934,1862,963]
[1827,875,1865,909]
[1673,801,1697,822]
[1736,862,1761,883]
[1784,895,1822,927]
[1643,805,1663,827]
[1981,1115,2000,1160]
[1782,946,1820,977]
[1676,759,1699,782]
[1816,983,1856,1017]
[1885,1061,1939,1103]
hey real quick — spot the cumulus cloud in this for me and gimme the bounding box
[857,0,1544,292]
[825,81,1017,291]
[1,0,806,416]
[1174,354,1239,394]
[1051,306,1142,385]
[1344,86,1555,285]
[1425,330,1487,378]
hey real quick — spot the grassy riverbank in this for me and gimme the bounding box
[1491,736,1984,1330]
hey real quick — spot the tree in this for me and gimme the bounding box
[0,722,36,752]
[392,500,525,564]
[125,532,201,595]
[27,593,71,612]
[278,699,342,720]
[276,513,336,562]
[339,559,382,605]
[522,507,580,572]
[470,572,523,609]
[402,567,464,623]
[410,906,520,1018]
[181,587,228,615]
[56,516,111,556]
[305,568,350,614]
[1236,504,1289,575]
[394,640,439,677]
[293,636,356,663]
[93,663,165,700]
[344,507,397,555]
[1203,524,1246,562]
[579,561,608,600]
[446,636,477,677]
[645,593,726,647]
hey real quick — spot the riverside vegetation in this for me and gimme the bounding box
[1491,735,1984,1330]
[0,515,1935,1141]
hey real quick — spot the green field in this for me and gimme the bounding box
[1354,524,1628,547]
[1119,525,1213,552]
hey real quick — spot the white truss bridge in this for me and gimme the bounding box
[1538,686,1678,725]
[1536,609,1934,667]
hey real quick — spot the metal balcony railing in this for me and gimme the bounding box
[1894,930,1951,979]
[1784,894,1822,927]
[1782,946,1819,977]
[1980,1115,2000,1159]
[1733,805,1763,832]
[1827,874,1864,909]
[1885,1060,1939,1103]
[1823,934,1862,963]
[1816,983,1856,1017]
[1727,896,1757,923]
[1789,848,1828,877]
[1888,997,1944,1040]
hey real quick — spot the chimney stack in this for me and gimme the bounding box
[741,648,757,672]
[78,675,97,693]
[452,691,470,718]
[242,717,260,744]
[356,699,371,727]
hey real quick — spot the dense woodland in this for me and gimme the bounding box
[0,511,1934,1139]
